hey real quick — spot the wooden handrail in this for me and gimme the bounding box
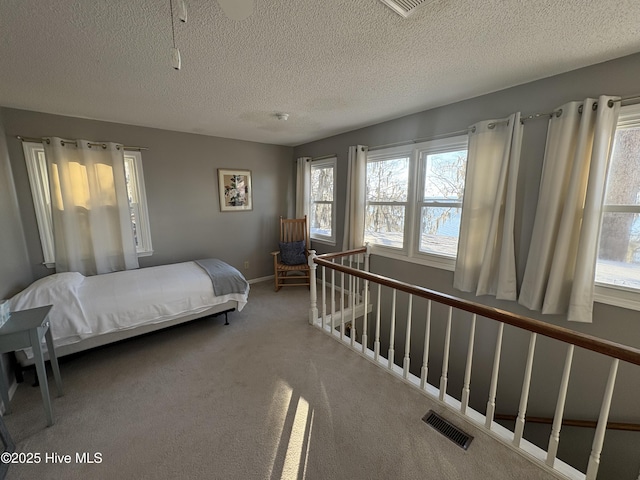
[494,413,640,432]
[311,256,640,367]
[316,247,367,261]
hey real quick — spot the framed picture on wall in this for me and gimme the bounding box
[218,169,253,212]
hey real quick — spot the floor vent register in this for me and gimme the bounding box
[422,410,473,450]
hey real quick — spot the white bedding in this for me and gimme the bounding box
[10,261,249,357]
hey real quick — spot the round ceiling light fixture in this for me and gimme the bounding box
[275,113,289,121]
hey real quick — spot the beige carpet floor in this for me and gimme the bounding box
[3,281,557,480]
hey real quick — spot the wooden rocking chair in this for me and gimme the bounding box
[271,216,311,291]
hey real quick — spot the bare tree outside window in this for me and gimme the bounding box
[596,124,640,288]
[419,150,467,256]
[310,160,335,242]
[363,135,468,259]
[365,157,409,248]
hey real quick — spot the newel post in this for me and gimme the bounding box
[364,242,371,272]
[308,250,318,325]
[361,243,371,353]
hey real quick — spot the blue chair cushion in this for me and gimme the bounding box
[279,240,307,266]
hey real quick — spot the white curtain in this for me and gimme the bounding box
[295,157,311,219]
[44,137,139,276]
[519,96,620,322]
[343,145,368,250]
[454,113,523,300]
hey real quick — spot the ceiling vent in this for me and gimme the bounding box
[379,0,433,17]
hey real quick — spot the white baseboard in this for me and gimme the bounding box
[248,275,274,285]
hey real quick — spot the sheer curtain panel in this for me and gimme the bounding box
[295,157,311,219]
[454,113,522,300]
[44,138,139,275]
[343,145,368,250]
[519,96,620,322]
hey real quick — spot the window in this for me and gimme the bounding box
[310,157,336,244]
[123,151,153,256]
[22,142,153,267]
[418,148,466,257]
[365,136,468,268]
[595,104,640,308]
[22,143,55,265]
[365,154,410,250]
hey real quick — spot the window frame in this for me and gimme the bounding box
[594,103,640,310]
[123,151,153,256]
[365,147,412,255]
[22,142,55,267]
[22,142,153,267]
[365,135,469,270]
[309,156,337,246]
[413,138,469,264]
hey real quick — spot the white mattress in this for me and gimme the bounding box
[9,261,249,358]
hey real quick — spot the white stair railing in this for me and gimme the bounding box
[308,247,640,480]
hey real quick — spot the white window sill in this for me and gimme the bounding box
[42,250,154,269]
[311,238,336,247]
[594,284,640,312]
[369,245,456,271]
[368,252,640,313]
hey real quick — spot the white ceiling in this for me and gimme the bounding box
[2,0,640,147]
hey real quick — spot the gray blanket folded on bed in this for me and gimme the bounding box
[194,259,249,296]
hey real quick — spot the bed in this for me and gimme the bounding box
[8,259,249,367]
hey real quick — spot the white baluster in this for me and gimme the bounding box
[331,265,336,335]
[485,322,504,429]
[362,276,369,353]
[420,300,432,390]
[461,314,476,414]
[355,254,360,306]
[363,245,371,311]
[348,256,354,308]
[513,332,537,447]
[546,344,574,467]
[403,295,413,379]
[388,289,397,370]
[374,284,381,361]
[586,358,619,480]
[340,258,345,339]
[308,250,317,325]
[321,266,327,328]
[439,306,452,401]
[350,274,356,348]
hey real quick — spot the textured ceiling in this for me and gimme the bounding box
[1,0,640,146]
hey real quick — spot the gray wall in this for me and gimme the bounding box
[0,113,31,299]
[1,108,294,281]
[0,113,33,406]
[295,53,640,478]
[294,51,640,347]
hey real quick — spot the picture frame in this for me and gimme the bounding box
[217,169,253,212]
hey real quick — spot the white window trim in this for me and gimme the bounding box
[22,142,55,267]
[366,146,413,256]
[412,137,468,262]
[594,103,640,310]
[124,151,153,256]
[310,156,337,246]
[22,142,153,267]
[366,135,468,269]
[594,283,640,310]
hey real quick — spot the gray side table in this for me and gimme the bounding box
[0,305,63,427]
